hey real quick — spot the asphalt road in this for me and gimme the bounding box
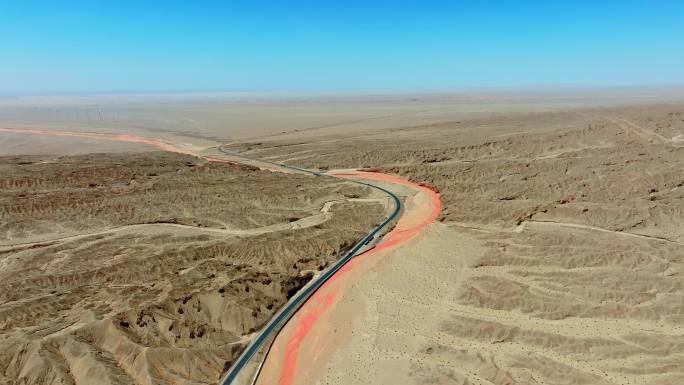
[0,128,403,385]
[216,145,402,385]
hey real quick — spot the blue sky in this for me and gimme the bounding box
[1,0,683,93]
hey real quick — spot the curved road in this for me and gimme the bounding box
[0,127,406,383]
[256,170,440,385]
[214,146,404,385]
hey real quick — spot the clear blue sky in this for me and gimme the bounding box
[1,0,683,93]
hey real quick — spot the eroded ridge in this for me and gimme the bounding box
[0,152,385,385]
[225,104,684,385]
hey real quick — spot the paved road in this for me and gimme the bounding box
[0,128,404,385]
[216,145,402,385]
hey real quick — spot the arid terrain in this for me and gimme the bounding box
[2,90,684,385]
[0,151,385,385]
[225,100,684,385]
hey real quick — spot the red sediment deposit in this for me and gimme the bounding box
[0,127,235,164]
[268,169,441,385]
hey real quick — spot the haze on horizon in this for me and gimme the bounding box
[1,0,683,94]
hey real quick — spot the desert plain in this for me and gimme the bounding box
[1,88,684,385]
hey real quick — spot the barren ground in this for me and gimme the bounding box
[0,152,384,385]
[228,101,684,385]
[2,90,684,385]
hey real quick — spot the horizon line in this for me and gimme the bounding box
[3,83,684,98]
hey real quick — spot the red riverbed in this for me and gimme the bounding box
[261,170,440,385]
[1,127,441,385]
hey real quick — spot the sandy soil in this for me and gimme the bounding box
[0,132,153,155]
[255,171,440,385]
[228,101,684,385]
[3,90,684,385]
[3,88,684,145]
[0,152,385,385]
